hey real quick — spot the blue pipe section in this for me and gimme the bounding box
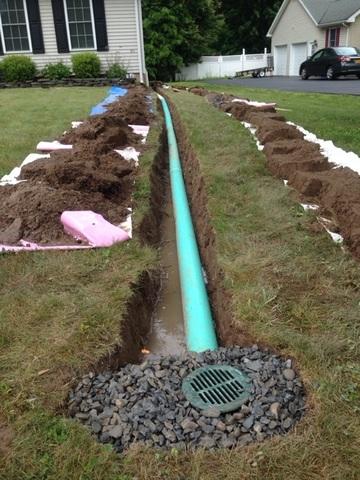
[90,86,128,116]
[158,94,218,353]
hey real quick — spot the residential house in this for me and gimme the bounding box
[267,0,360,76]
[0,0,147,82]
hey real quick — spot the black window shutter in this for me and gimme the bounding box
[51,0,69,53]
[92,0,108,52]
[26,0,45,54]
[0,34,3,56]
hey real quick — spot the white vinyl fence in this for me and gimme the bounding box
[176,50,272,81]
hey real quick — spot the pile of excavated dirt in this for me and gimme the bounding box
[61,86,153,146]
[189,87,210,97]
[196,88,360,260]
[69,346,306,452]
[288,167,360,257]
[0,85,152,245]
[0,183,130,245]
[61,116,140,148]
[20,148,135,203]
[106,86,154,125]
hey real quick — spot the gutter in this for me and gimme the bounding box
[319,21,353,28]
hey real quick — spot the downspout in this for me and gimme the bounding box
[158,94,218,353]
[135,0,148,86]
[345,24,350,46]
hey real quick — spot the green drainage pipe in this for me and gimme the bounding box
[158,94,218,353]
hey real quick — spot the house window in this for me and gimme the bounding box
[63,0,96,50]
[0,0,32,53]
[327,27,340,47]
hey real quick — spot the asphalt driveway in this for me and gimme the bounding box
[206,76,360,95]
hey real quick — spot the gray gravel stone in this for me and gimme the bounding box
[69,346,306,452]
[109,425,123,439]
[201,407,221,418]
[283,417,293,429]
[283,369,296,381]
[181,418,198,432]
[242,415,255,430]
[269,402,281,419]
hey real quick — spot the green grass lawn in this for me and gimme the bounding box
[1,85,360,480]
[173,81,360,156]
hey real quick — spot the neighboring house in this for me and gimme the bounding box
[267,0,360,76]
[0,0,147,83]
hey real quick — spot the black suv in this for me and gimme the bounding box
[299,47,360,80]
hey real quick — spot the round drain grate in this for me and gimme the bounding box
[182,365,252,413]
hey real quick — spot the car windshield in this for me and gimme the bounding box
[334,47,360,56]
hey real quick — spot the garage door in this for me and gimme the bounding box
[290,43,308,76]
[274,45,287,76]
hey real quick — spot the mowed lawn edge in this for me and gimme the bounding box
[0,88,161,480]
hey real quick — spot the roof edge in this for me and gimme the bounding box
[318,20,351,27]
[267,0,289,37]
[347,7,360,23]
[267,0,318,37]
[298,0,318,26]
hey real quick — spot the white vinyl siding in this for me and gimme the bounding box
[0,0,142,75]
[348,17,360,46]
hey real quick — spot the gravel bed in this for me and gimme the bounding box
[69,346,306,452]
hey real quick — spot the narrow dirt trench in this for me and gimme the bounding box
[69,93,306,453]
[145,191,186,356]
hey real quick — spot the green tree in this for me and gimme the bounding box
[215,0,282,54]
[142,0,222,80]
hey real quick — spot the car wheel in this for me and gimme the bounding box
[326,67,337,80]
[301,68,309,80]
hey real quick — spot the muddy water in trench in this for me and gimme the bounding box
[146,194,186,356]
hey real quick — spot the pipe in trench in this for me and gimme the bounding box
[158,94,218,353]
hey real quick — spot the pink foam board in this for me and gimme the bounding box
[61,211,130,247]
